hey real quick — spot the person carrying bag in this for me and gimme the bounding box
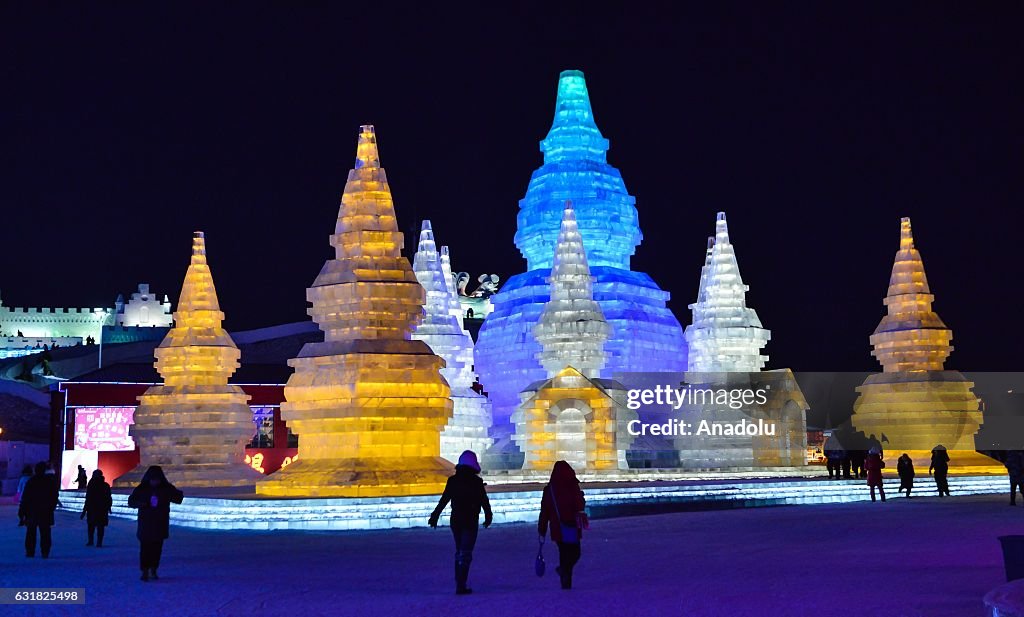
[537,460,588,590]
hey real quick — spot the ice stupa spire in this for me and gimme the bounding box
[534,200,610,378]
[413,220,459,331]
[257,126,452,498]
[685,212,770,373]
[177,231,223,316]
[870,217,951,372]
[540,69,609,164]
[354,124,381,169]
[120,232,258,488]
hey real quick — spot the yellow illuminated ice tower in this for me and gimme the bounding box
[512,201,636,471]
[851,218,991,470]
[118,232,260,488]
[257,125,453,498]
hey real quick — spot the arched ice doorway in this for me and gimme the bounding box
[550,398,592,470]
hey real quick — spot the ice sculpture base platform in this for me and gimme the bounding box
[60,473,1008,531]
[254,457,454,498]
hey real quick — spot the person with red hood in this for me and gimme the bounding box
[428,450,492,595]
[865,447,886,502]
[538,460,588,590]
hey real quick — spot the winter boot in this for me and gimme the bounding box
[141,569,149,582]
[150,568,159,580]
[455,559,472,595]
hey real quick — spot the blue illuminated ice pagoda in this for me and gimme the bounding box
[475,69,686,430]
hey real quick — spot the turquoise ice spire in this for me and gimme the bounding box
[476,70,686,434]
[514,69,642,271]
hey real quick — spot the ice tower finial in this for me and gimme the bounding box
[177,231,222,314]
[685,212,770,373]
[871,216,951,372]
[355,124,380,169]
[540,70,609,163]
[534,200,610,378]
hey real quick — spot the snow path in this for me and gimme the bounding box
[0,493,1016,616]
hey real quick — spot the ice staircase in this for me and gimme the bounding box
[58,475,1008,532]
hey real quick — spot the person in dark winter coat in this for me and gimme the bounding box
[75,465,88,491]
[897,453,915,498]
[81,469,112,547]
[929,445,951,497]
[865,448,886,502]
[428,450,492,595]
[538,460,588,590]
[15,464,32,526]
[1005,450,1024,505]
[127,466,184,581]
[823,434,846,480]
[18,462,58,558]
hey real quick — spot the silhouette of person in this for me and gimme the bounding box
[428,450,492,595]
[929,445,951,497]
[1005,450,1024,506]
[865,447,886,502]
[75,465,88,491]
[538,460,588,590]
[81,470,112,547]
[897,453,915,498]
[127,466,184,581]
[19,462,58,558]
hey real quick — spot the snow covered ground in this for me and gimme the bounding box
[0,493,1016,616]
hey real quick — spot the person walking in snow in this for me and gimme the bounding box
[929,445,951,497]
[1005,450,1024,505]
[428,450,493,595]
[865,447,886,502]
[19,461,58,558]
[127,466,184,581]
[538,460,588,590]
[75,465,88,491]
[896,453,915,498]
[15,464,32,525]
[81,469,112,547]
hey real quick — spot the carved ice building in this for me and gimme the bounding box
[118,232,259,488]
[475,70,686,430]
[850,217,989,469]
[257,126,453,498]
[511,202,636,472]
[411,220,494,463]
[674,213,807,470]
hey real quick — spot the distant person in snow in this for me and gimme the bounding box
[128,466,184,581]
[896,453,915,498]
[865,447,886,502]
[929,445,951,497]
[538,460,588,590]
[15,464,32,525]
[19,461,59,558]
[81,469,112,547]
[823,434,846,480]
[1005,450,1024,506]
[428,450,492,595]
[75,465,88,491]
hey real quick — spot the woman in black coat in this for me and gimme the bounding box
[81,469,112,547]
[428,450,492,595]
[929,445,951,497]
[538,460,588,590]
[127,466,184,581]
[18,461,58,558]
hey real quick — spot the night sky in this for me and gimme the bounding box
[2,3,1021,372]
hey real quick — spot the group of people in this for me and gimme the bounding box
[429,450,587,594]
[862,445,953,502]
[15,462,184,581]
